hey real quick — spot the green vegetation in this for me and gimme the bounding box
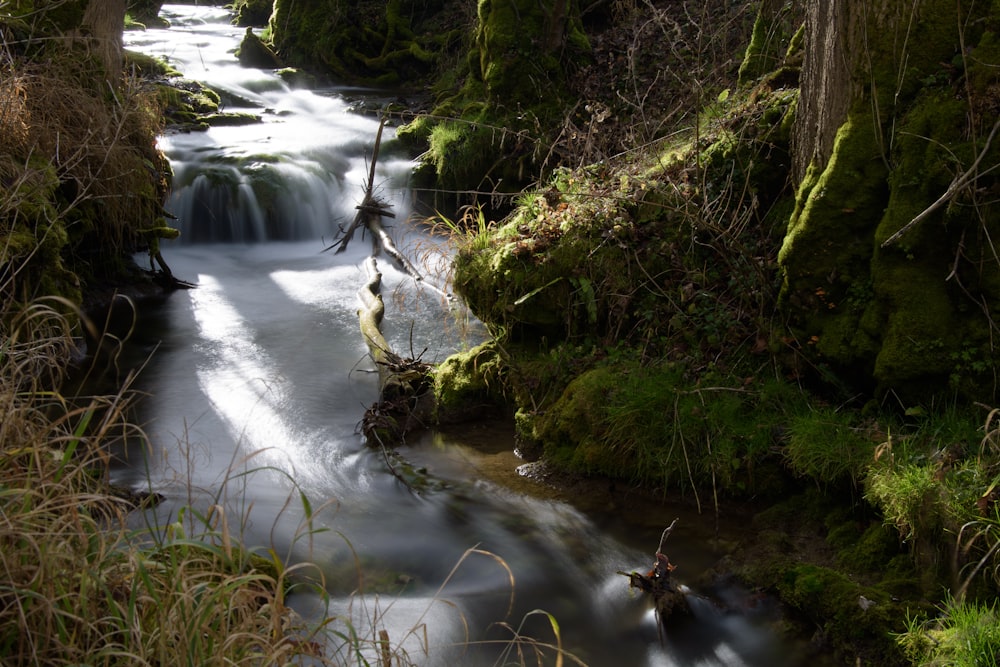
[268,0,465,87]
[899,595,1000,667]
[410,1,1000,664]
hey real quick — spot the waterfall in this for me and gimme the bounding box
[131,5,413,244]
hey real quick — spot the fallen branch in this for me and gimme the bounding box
[881,117,1000,249]
[358,256,390,388]
[323,116,423,281]
[337,113,435,450]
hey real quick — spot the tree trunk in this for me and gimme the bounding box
[78,0,127,84]
[782,0,1000,404]
[791,0,853,181]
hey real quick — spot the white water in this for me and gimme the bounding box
[120,6,813,665]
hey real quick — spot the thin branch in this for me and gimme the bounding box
[881,117,1000,248]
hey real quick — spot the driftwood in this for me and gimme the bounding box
[335,115,434,454]
[619,518,691,631]
[324,117,422,281]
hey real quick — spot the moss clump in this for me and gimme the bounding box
[526,356,799,497]
[126,0,166,28]
[777,564,906,664]
[237,27,282,69]
[898,596,1000,667]
[870,88,999,400]
[231,0,273,27]
[269,0,465,88]
[734,489,918,665]
[432,341,508,423]
[737,1,803,85]
[396,0,591,207]
[833,521,901,574]
[778,115,888,384]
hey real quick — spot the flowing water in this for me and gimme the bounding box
[120,7,824,666]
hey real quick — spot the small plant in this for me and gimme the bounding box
[865,460,942,545]
[897,595,1000,667]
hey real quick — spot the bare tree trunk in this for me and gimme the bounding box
[544,0,569,52]
[792,0,853,181]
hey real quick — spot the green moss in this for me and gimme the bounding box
[396,0,590,200]
[775,2,1000,406]
[269,0,460,88]
[232,0,273,27]
[530,358,796,494]
[865,89,998,401]
[898,596,1000,667]
[123,50,181,78]
[432,341,507,422]
[780,564,905,660]
[836,522,901,573]
[535,364,619,473]
[473,0,588,105]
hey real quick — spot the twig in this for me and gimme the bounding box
[881,117,1000,248]
[657,517,679,554]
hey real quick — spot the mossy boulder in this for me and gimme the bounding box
[231,0,272,28]
[471,0,589,108]
[237,27,283,69]
[397,0,591,208]
[432,341,508,423]
[127,1,165,27]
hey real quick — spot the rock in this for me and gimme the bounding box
[237,28,283,69]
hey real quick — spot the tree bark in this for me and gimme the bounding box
[792,0,852,181]
[78,0,127,84]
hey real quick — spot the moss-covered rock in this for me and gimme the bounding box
[231,0,272,28]
[126,0,165,28]
[269,0,465,88]
[432,341,508,423]
[396,0,591,209]
[237,27,282,69]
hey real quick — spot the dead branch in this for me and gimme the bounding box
[341,114,438,450]
[322,115,422,282]
[618,518,691,626]
[881,117,1000,249]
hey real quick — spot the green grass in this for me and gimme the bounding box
[898,595,1000,667]
[784,408,877,488]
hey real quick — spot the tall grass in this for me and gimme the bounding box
[0,293,335,665]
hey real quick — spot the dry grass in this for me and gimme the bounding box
[0,293,335,665]
[1,20,169,309]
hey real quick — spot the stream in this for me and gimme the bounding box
[118,6,826,666]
